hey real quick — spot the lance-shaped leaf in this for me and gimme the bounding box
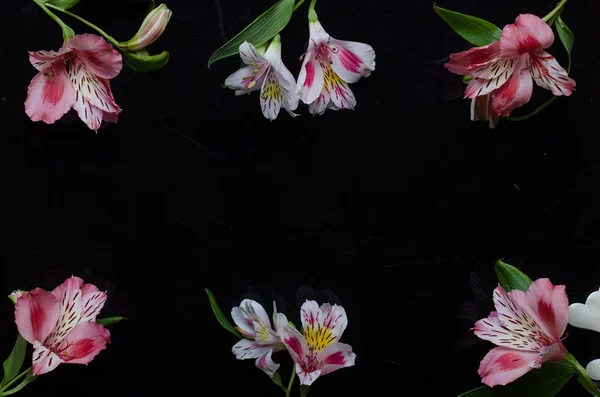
[433,4,502,47]
[96,317,127,327]
[207,0,294,67]
[494,259,533,293]
[205,289,241,338]
[0,335,27,390]
[43,0,80,9]
[555,15,574,61]
[122,49,169,72]
[457,361,575,397]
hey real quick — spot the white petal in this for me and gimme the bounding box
[239,41,267,67]
[329,39,376,83]
[568,289,600,332]
[232,338,272,360]
[254,350,280,378]
[68,57,119,113]
[324,67,356,110]
[587,359,600,381]
[32,342,63,375]
[224,65,265,94]
[231,306,255,338]
[308,91,330,115]
[530,50,576,96]
[297,54,324,105]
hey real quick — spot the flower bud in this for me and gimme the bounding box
[8,290,25,304]
[119,4,172,52]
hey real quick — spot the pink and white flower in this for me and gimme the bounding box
[278,300,356,385]
[25,34,122,132]
[231,299,289,378]
[473,278,569,387]
[445,14,576,121]
[224,35,298,121]
[296,17,375,115]
[14,276,110,375]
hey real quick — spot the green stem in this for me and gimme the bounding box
[308,0,318,22]
[31,0,75,40]
[542,0,568,22]
[565,354,600,396]
[44,3,120,46]
[284,365,297,397]
[0,368,31,394]
[293,0,306,12]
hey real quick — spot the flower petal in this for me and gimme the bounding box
[320,303,348,343]
[232,338,273,360]
[325,68,357,111]
[260,70,284,120]
[24,63,76,125]
[255,349,280,378]
[300,300,323,331]
[14,288,60,345]
[273,65,299,115]
[500,14,554,58]
[66,34,123,79]
[509,278,569,343]
[478,346,541,387]
[58,321,110,364]
[530,51,576,96]
[297,54,324,106]
[296,367,322,386]
[29,49,70,72]
[32,341,63,375]
[308,91,331,116]
[491,54,533,116]
[231,306,256,338]
[279,325,309,365]
[444,41,501,76]
[470,94,499,129]
[80,283,107,323]
[317,342,356,377]
[225,65,267,94]
[239,41,267,67]
[586,359,600,381]
[272,302,289,332]
[473,311,540,351]
[329,39,375,83]
[69,57,120,113]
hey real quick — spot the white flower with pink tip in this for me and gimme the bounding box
[278,300,356,385]
[231,299,289,378]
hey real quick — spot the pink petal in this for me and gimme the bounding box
[279,325,309,364]
[308,91,331,116]
[473,311,541,351]
[66,34,122,79]
[296,367,322,386]
[317,342,356,377]
[297,54,324,106]
[69,57,120,114]
[470,94,499,128]
[80,283,107,323]
[24,63,76,125]
[232,338,273,360]
[464,58,517,98]
[320,303,348,342]
[491,54,533,116]
[57,321,110,365]
[444,41,501,76]
[478,346,541,387]
[500,14,554,58]
[14,288,60,345]
[231,307,256,338]
[32,342,63,375]
[29,49,70,72]
[509,278,569,343]
[529,51,576,96]
[329,39,376,83]
[254,349,280,378]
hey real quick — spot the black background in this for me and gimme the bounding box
[2,0,600,395]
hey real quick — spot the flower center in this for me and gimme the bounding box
[304,325,335,351]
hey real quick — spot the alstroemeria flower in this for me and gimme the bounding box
[473,278,568,386]
[445,14,576,119]
[471,93,500,129]
[119,4,172,52]
[14,276,110,375]
[296,17,375,115]
[278,300,356,385]
[224,35,298,121]
[25,34,122,132]
[231,299,289,378]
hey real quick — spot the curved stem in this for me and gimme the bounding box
[0,368,32,395]
[44,3,120,46]
[293,0,306,12]
[284,365,297,397]
[542,0,568,22]
[31,0,74,40]
[565,354,600,396]
[308,0,318,21]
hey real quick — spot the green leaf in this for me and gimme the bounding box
[122,50,169,72]
[0,336,27,389]
[457,361,575,397]
[555,15,574,55]
[96,317,127,327]
[300,385,310,397]
[0,371,37,396]
[43,0,80,9]
[207,0,294,67]
[433,4,502,47]
[205,289,242,338]
[494,259,533,292]
[271,371,285,390]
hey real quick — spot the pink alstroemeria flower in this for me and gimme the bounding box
[474,278,569,387]
[14,276,110,375]
[224,35,298,121]
[278,300,356,385]
[445,14,576,120]
[231,299,289,378]
[25,34,122,132]
[296,16,375,115]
